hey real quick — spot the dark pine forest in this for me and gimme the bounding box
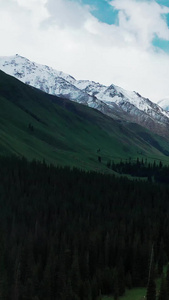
[1,156,169,299]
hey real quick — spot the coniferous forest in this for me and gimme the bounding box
[1,156,169,299]
[107,158,169,183]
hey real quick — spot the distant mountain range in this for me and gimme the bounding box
[1,68,169,170]
[1,54,169,138]
[157,98,169,111]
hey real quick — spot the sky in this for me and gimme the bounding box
[1,0,169,102]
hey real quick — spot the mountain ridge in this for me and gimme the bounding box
[1,69,169,169]
[1,54,169,138]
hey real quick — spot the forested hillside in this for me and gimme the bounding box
[0,156,169,299]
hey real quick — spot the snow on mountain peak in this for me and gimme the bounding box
[0,54,76,84]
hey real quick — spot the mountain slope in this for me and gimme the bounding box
[1,54,169,138]
[1,70,169,170]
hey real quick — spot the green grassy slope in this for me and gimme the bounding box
[102,265,166,300]
[102,288,146,300]
[0,70,169,171]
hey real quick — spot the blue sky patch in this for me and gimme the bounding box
[76,0,119,25]
[73,0,169,53]
[152,1,169,52]
[153,36,169,53]
[86,0,119,25]
[156,0,169,5]
[79,0,169,27]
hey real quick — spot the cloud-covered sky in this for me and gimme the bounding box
[1,0,169,102]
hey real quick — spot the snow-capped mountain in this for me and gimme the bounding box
[157,99,169,112]
[1,54,169,137]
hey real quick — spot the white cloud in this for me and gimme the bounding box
[1,0,169,102]
[16,0,49,25]
[44,0,91,28]
[110,0,169,49]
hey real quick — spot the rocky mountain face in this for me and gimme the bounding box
[1,54,169,138]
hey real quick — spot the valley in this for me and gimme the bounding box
[1,0,169,299]
[0,58,169,300]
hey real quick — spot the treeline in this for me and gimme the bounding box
[0,156,169,299]
[107,158,169,183]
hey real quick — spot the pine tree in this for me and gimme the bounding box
[126,272,132,289]
[113,269,119,300]
[147,276,156,300]
[158,274,167,300]
[117,261,125,296]
[146,246,156,300]
[165,264,169,298]
[71,254,81,296]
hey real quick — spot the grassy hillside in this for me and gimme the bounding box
[1,70,169,170]
[103,288,146,300]
[102,265,165,300]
